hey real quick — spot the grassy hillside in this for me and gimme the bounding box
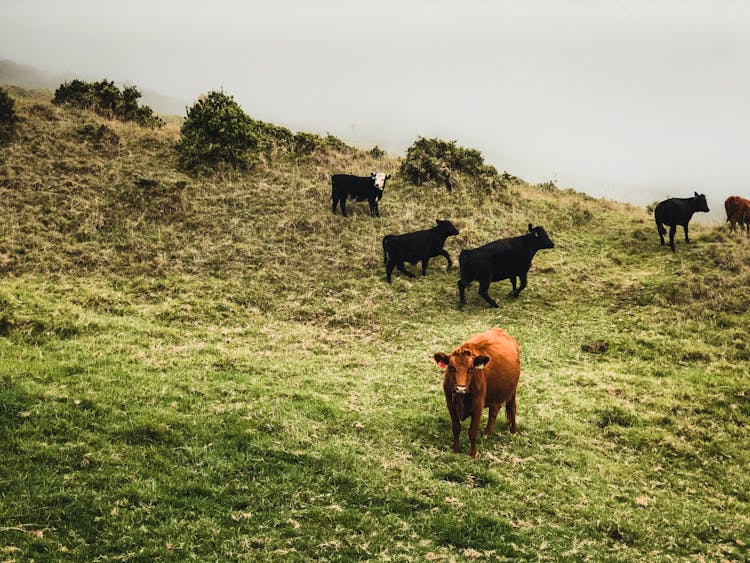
[1,88,749,561]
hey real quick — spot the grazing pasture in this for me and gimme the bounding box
[0,89,749,561]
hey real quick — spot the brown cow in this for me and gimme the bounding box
[434,328,520,458]
[725,196,750,236]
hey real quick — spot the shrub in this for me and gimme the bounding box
[646,201,660,215]
[0,87,19,145]
[52,79,163,128]
[176,90,259,171]
[399,137,500,191]
[369,145,385,159]
[323,134,354,153]
[289,132,354,156]
[292,131,323,156]
[254,121,294,154]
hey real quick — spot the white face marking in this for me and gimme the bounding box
[373,172,387,190]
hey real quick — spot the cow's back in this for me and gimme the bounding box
[725,196,750,219]
[461,237,530,277]
[655,198,675,223]
[464,328,520,403]
[332,174,363,182]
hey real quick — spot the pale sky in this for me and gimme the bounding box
[2,0,749,220]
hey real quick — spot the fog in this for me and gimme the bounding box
[2,0,749,221]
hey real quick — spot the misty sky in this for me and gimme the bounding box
[2,0,749,220]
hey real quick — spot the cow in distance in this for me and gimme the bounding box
[724,195,750,236]
[331,172,390,217]
[382,219,459,283]
[434,328,521,459]
[654,192,710,251]
[457,224,555,308]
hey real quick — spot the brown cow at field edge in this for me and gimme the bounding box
[434,328,520,458]
[724,195,750,236]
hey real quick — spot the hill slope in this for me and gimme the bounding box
[1,89,749,561]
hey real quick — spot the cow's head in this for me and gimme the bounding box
[434,348,489,395]
[528,224,555,250]
[693,192,710,213]
[436,219,459,236]
[370,172,391,191]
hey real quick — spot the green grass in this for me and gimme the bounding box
[1,88,749,561]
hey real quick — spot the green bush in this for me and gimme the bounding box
[176,91,355,169]
[254,121,294,154]
[369,145,386,159]
[292,131,323,156]
[0,87,19,145]
[399,137,500,191]
[323,134,354,153]
[52,79,163,128]
[288,131,354,156]
[176,90,259,171]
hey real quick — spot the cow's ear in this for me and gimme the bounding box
[371,172,376,178]
[434,353,450,369]
[386,174,391,179]
[694,191,699,197]
[528,223,533,232]
[473,355,490,370]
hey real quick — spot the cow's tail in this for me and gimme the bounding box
[458,249,468,276]
[382,235,393,265]
[653,205,666,235]
[654,212,666,235]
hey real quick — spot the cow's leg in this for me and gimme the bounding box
[450,412,462,453]
[509,276,517,295]
[506,393,519,434]
[468,402,484,458]
[438,249,452,270]
[369,199,379,217]
[478,280,499,308]
[331,196,338,214]
[484,404,501,436]
[668,225,677,251]
[340,197,348,217]
[683,223,690,243]
[458,279,468,306]
[396,263,415,278]
[513,273,527,297]
[421,258,429,276]
[385,261,396,283]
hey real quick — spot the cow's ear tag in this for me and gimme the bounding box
[473,355,489,369]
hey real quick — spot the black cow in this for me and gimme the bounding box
[382,219,459,283]
[654,192,710,251]
[458,224,555,308]
[331,172,390,217]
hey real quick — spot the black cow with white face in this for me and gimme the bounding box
[458,224,555,308]
[331,172,390,217]
[654,192,710,251]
